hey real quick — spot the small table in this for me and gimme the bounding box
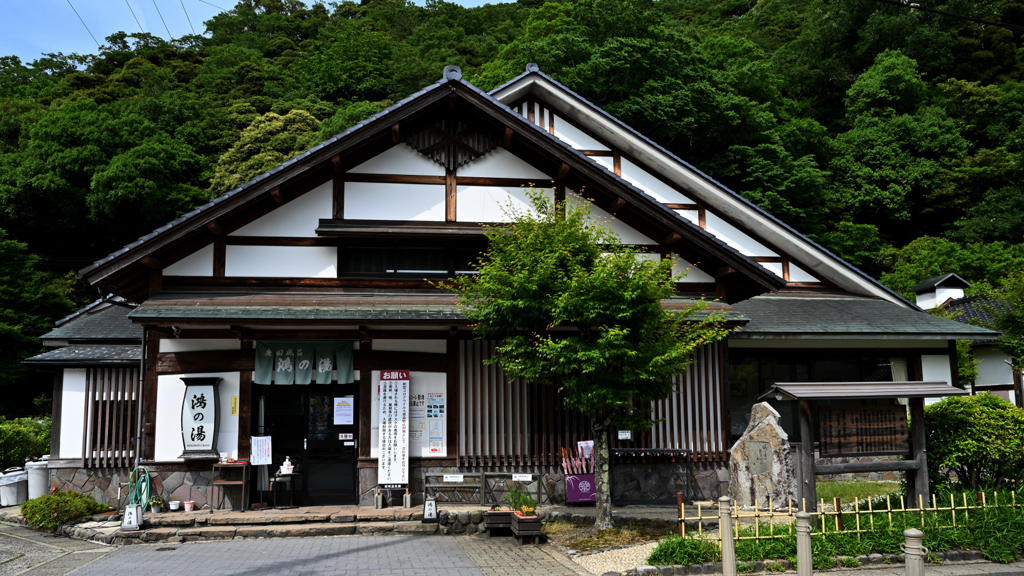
[270,473,299,509]
[212,463,250,511]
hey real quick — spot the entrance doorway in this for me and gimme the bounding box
[256,384,359,505]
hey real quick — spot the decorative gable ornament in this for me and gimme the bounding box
[405,114,499,170]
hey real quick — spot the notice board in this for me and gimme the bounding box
[818,405,910,457]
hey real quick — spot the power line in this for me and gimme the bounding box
[866,0,1024,34]
[125,0,146,33]
[65,0,100,48]
[194,0,228,10]
[152,0,175,40]
[179,0,196,34]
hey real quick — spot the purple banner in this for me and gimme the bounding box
[566,474,596,502]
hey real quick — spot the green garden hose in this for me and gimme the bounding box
[127,466,150,508]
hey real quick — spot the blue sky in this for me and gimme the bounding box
[1,0,494,65]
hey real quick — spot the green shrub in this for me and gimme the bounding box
[503,482,537,514]
[647,535,721,565]
[20,490,108,532]
[925,394,1024,491]
[0,417,50,469]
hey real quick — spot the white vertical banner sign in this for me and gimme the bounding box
[179,377,220,459]
[378,370,410,489]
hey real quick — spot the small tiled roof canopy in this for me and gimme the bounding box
[911,273,971,294]
[758,381,970,401]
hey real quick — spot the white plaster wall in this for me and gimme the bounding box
[915,291,938,309]
[160,339,241,353]
[975,347,1014,386]
[593,155,614,171]
[568,192,655,244]
[347,143,444,176]
[371,340,448,354]
[164,244,213,277]
[59,369,87,459]
[456,186,552,222]
[458,148,549,179]
[759,261,784,278]
[345,182,445,221]
[225,245,337,278]
[922,354,954,405]
[671,254,715,283]
[620,159,693,204]
[788,263,818,282]
[935,287,965,306]
[704,212,777,257]
[553,115,609,150]
[676,210,699,226]
[231,182,331,237]
[155,372,240,462]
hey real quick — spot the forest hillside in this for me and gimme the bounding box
[1,0,1022,414]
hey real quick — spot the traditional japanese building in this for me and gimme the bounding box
[29,65,998,508]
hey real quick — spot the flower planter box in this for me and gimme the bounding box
[510,512,541,535]
[485,510,513,530]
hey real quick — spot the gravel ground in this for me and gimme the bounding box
[573,541,659,575]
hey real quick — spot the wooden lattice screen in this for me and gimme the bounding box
[82,367,140,469]
[458,340,728,466]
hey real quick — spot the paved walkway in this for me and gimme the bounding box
[821,562,1024,576]
[0,524,111,576]
[0,520,586,576]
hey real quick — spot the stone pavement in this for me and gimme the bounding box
[57,534,588,576]
[0,523,111,576]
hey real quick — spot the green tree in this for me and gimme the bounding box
[447,191,730,528]
[209,109,320,195]
[991,270,1024,372]
[879,236,1024,300]
[0,230,75,415]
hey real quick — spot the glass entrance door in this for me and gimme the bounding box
[305,387,359,505]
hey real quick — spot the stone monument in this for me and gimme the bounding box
[728,402,797,508]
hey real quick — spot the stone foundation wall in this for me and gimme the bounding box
[612,461,723,503]
[358,465,565,507]
[50,468,228,509]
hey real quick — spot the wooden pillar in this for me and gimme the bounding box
[446,338,459,461]
[908,397,929,508]
[237,340,253,461]
[358,339,372,460]
[141,329,161,462]
[798,399,816,512]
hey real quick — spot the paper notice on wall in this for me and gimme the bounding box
[577,440,594,459]
[334,397,354,425]
[378,370,410,487]
[427,392,444,454]
[251,436,272,466]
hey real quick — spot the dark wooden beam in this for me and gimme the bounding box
[798,399,815,511]
[333,174,344,219]
[142,330,160,461]
[238,340,253,461]
[665,203,700,211]
[141,256,161,270]
[555,162,570,181]
[814,460,921,475]
[206,221,224,236]
[715,266,737,278]
[456,176,543,187]
[446,167,457,222]
[156,349,254,375]
[270,187,284,205]
[613,154,621,176]
[331,154,343,173]
[502,127,513,147]
[225,236,336,246]
[448,93,457,112]
[213,238,226,277]
[391,123,401,144]
[345,173,446,185]
[355,350,448,372]
[446,338,459,460]
[908,397,929,508]
[609,197,626,214]
[661,232,681,246]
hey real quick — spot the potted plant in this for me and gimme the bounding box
[484,503,513,536]
[505,483,540,538]
[184,500,195,512]
[148,495,165,514]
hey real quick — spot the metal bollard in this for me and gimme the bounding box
[795,512,812,576]
[902,529,928,576]
[720,496,736,576]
